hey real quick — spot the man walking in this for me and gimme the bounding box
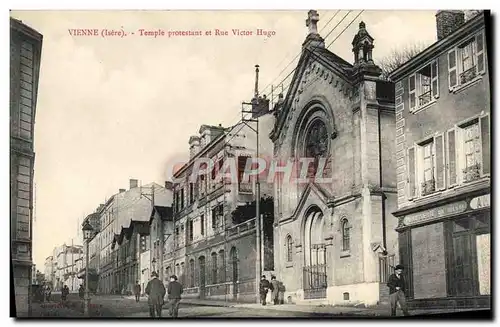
[270,276,279,305]
[167,275,183,318]
[259,275,271,306]
[387,264,410,316]
[145,272,166,318]
[134,281,141,302]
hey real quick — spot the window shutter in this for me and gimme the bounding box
[476,31,485,74]
[407,147,416,199]
[480,115,490,175]
[448,48,458,90]
[408,74,416,111]
[447,129,457,186]
[435,134,445,190]
[431,59,439,98]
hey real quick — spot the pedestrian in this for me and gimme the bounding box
[145,272,166,318]
[167,275,183,318]
[134,281,141,302]
[79,284,85,300]
[270,276,279,305]
[61,285,69,302]
[259,275,271,306]
[387,264,410,316]
[278,282,286,304]
[46,285,52,302]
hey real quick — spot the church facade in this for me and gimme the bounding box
[270,11,398,306]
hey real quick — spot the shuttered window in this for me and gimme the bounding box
[480,115,490,175]
[447,129,457,186]
[448,49,458,90]
[407,147,416,199]
[434,134,445,190]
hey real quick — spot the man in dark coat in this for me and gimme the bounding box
[78,284,85,300]
[134,281,141,302]
[167,275,183,318]
[270,276,279,305]
[387,264,410,316]
[145,272,166,318]
[259,275,272,305]
[61,285,69,302]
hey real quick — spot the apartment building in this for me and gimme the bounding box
[389,11,490,309]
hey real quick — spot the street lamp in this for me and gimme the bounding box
[82,221,94,317]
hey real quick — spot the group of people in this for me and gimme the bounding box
[259,275,286,306]
[134,272,183,318]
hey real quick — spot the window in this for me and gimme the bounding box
[180,262,185,285]
[16,156,31,240]
[286,235,293,262]
[211,252,218,284]
[448,31,485,90]
[188,219,194,242]
[200,215,205,236]
[408,60,439,112]
[420,139,435,196]
[180,188,185,209]
[454,115,490,184]
[218,250,225,283]
[211,204,223,232]
[341,219,350,252]
[199,174,206,196]
[237,156,252,192]
[189,183,194,204]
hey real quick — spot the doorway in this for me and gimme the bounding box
[230,247,238,300]
[198,256,206,299]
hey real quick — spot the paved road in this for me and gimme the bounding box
[37,294,341,318]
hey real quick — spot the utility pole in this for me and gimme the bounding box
[241,64,262,304]
[141,184,160,280]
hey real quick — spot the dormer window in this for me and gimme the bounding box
[408,59,439,112]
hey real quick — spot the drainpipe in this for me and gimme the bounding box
[378,108,388,254]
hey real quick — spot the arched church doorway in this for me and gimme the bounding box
[303,207,327,299]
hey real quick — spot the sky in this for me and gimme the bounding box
[9,9,439,268]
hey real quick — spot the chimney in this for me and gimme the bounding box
[436,10,465,41]
[129,179,138,189]
[164,181,173,190]
[119,189,126,193]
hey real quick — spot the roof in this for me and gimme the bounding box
[389,12,486,80]
[270,45,354,141]
[199,124,226,134]
[10,17,43,41]
[150,205,173,223]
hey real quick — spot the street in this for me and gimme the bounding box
[31,293,357,318]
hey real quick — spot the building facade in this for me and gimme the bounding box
[271,11,398,306]
[169,108,274,302]
[92,180,172,294]
[390,11,490,309]
[43,256,54,288]
[52,244,84,291]
[10,17,43,316]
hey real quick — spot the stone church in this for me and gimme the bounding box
[270,10,398,306]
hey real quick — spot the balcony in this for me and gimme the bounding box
[460,66,477,85]
[238,182,252,193]
[463,163,481,183]
[227,218,256,238]
[420,179,436,196]
[418,90,432,107]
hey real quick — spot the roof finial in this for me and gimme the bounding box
[306,10,320,35]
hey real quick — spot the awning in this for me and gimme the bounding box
[77,268,98,279]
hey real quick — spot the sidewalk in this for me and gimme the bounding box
[233,302,490,317]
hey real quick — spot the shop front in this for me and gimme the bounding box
[395,190,490,309]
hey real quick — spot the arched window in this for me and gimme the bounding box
[218,250,225,283]
[341,219,351,251]
[211,252,218,284]
[189,259,195,288]
[286,235,293,262]
[230,247,238,282]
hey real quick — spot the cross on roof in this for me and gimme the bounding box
[306,10,319,35]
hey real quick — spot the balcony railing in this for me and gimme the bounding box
[463,163,481,183]
[238,182,252,193]
[418,90,432,107]
[460,66,477,84]
[421,178,436,196]
[227,218,256,237]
